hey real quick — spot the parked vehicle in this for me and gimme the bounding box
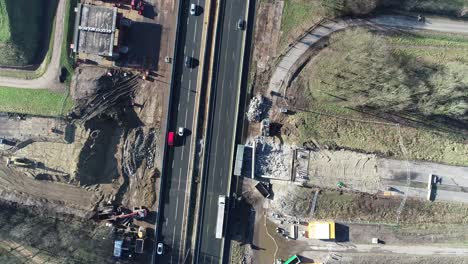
[0,138,16,146]
[255,182,271,198]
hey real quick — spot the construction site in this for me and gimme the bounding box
[0,0,176,262]
[228,1,468,264]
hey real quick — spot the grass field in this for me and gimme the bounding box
[0,0,57,66]
[0,87,73,116]
[61,0,77,84]
[279,0,329,51]
[280,0,468,52]
[291,28,468,166]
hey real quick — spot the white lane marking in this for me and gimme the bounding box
[171,224,177,259]
[220,168,224,187]
[194,19,198,42]
[187,78,191,102]
[178,103,180,111]
[181,145,185,160]
[185,109,189,127]
[172,160,174,169]
[184,45,186,54]
[181,73,184,82]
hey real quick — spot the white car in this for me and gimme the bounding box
[157,242,164,255]
[178,127,185,137]
[190,3,197,16]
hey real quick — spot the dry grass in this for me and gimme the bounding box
[290,28,468,166]
[315,191,468,225]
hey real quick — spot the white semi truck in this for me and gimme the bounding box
[215,195,226,239]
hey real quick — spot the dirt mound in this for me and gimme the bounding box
[271,183,314,217]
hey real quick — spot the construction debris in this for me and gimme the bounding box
[254,137,292,180]
[70,69,140,123]
[123,127,157,177]
[246,94,270,122]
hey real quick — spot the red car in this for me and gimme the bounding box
[167,132,175,146]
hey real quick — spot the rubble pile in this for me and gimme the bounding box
[246,94,269,122]
[254,138,291,179]
[122,127,157,176]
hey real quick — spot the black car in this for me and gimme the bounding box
[185,56,193,68]
[237,19,246,30]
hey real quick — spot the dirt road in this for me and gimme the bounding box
[0,0,66,90]
[306,243,468,255]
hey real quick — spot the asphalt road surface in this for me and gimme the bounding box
[195,0,247,263]
[159,0,205,263]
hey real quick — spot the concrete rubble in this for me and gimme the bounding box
[246,94,270,123]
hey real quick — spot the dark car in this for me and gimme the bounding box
[185,56,193,68]
[237,19,246,30]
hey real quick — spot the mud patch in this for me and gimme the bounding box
[76,117,122,186]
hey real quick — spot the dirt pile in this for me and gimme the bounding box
[71,66,108,101]
[271,183,314,217]
[122,126,160,208]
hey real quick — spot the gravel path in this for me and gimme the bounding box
[0,0,66,90]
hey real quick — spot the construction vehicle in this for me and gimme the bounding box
[255,182,272,198]
[135,226,146,254]
[6,157,37,168]
[96,205,148,222]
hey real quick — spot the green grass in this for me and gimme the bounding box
[292,28,468,165]
[0,0,10,42]
[0,0,57,66]
[61,0,77,84]
[0,87,73,116]
[279,0,331,51]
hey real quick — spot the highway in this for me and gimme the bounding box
[159,0,205,263]
[195,0,248,262]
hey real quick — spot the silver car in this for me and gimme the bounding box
[190,3,197,16]
[157,242,164,255]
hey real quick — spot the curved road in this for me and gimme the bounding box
[269,15,468,95]
[0,0,66,89]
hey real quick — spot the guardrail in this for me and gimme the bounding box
[151,0,183,262]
